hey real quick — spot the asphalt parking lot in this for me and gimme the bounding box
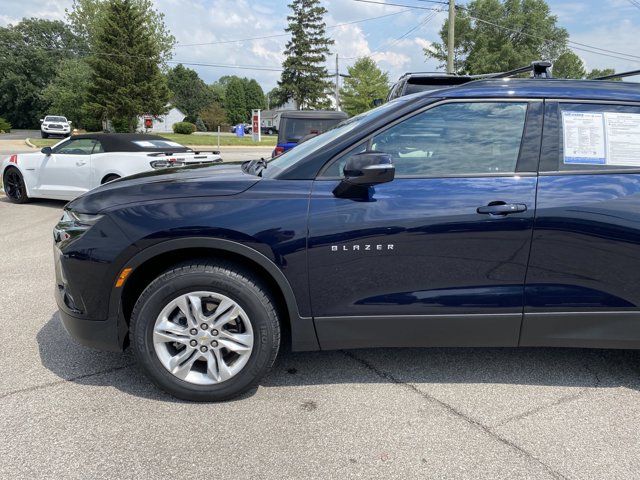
[2,197,640,479]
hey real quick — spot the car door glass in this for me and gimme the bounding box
[54,139,97,155]
[321,143,368,177]
[368,102,528,177]
[556,103,640,172]
[92,141,104,154]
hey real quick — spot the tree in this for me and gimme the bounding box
[425,0,568,74]
[266,86,288,109]
[208,83,226,104]
[553,51,586,79]
[550,50,620,80]
[166,64,215,122]
[279,0,334,109]
[42,58,100,129]
[66,0,174,64]
[225,77,247,125]
[200,102,227,131]
[340,57,389,116]
[243,79,266,113]
[86,0,170,132]
[0,19,80,128]
[587,68,619,80]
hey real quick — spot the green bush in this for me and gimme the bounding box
[173,121,196,134]
[0,117,11,133]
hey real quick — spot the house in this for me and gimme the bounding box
[261,99,297,132]
[137,106,186,133]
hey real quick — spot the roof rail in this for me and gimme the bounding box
[484,61,553,80]
[594,69,640,81]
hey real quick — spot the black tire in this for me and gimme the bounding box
[2,167,30,204]
[101,174,120,184]
[130,260,281,401]
[267,129,274,135]
[41,132,48,138]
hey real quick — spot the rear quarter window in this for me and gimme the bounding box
[552,103,640,172]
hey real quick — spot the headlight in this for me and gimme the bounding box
[150,159,185,169]
[69,211,103,226]
[55,210,103,243]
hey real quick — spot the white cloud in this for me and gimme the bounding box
[570,19,640,74]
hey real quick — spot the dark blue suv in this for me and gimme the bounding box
[54,77,640,401]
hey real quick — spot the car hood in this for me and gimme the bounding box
[68,162,261,213]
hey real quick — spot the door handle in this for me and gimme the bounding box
[477,203,527,215]
[76,161,87,166]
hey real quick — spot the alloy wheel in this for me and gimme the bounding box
[4,171,25,201]
[153,291,254,385]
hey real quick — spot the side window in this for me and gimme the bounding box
[54,139,97,155]
[556,103,640,172]
[321,143,368,178]
[371,102,527,177]
[92,141,104,154]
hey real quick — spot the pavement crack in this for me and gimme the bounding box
[0,364,132,400]
[342,350,568,480]
[492,389,588,429]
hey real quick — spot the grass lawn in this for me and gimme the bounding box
[29,133,277,149]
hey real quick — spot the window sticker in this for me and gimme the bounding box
[604,112,640,166]
[562,111,606,165]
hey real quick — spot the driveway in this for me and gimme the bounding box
[1,198,640,479]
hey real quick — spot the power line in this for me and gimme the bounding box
[166,60,284,72]
[174,9,412,47]
[626,0,640,10]
[342,7,442,60]
[355,0,640,64]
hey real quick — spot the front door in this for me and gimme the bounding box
[36,138,96,199]
[307,100,542,349]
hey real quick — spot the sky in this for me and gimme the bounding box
[1,0,639,91]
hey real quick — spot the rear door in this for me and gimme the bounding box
[307,100,544,349]
[522,101,640,348]
[37,138,97,199]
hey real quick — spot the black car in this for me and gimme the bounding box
[55,66,640,402]
[387,72,478,100]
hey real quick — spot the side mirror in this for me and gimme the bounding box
[68,120,72,124]
[41,147,52,155]
[343,152,395,187]
[39,119,44,123]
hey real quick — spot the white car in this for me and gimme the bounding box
[1,133,222,203]
[40,115,72,138]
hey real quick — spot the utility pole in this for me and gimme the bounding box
[447,0,455,74]
[335,53,340,111]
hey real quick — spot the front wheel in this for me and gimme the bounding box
[3,168,30,203]
[41,132,48,138]
[130,261,281,401]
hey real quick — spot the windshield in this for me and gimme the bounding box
[45,116,67,123]
[262,99,408,178]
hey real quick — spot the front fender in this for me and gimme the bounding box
[109,237,319,352]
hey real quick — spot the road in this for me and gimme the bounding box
[1,198,640,479]
[0,129,39,140]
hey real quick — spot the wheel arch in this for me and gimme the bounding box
[101,173,121,184]
[112,237,319,352]
[2,163,33,197]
